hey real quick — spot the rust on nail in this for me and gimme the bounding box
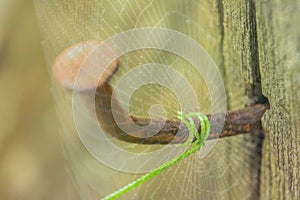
[53,42,269,145]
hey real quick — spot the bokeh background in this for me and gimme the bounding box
[0,1,79,199]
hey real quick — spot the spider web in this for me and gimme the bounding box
[34,0,262,199]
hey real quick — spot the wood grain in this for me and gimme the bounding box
[256,1,300,199]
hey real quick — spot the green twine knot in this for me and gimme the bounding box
[102,111,210,200]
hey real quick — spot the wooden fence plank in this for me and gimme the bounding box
[256,1,300,199]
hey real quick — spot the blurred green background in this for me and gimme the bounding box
[0,1,78,199]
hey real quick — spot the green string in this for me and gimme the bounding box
[101,111,210,200]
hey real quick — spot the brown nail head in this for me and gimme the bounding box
[52,41,119,91]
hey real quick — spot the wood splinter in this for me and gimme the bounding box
[52,41,269,145]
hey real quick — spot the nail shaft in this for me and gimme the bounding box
[94,84,269,145]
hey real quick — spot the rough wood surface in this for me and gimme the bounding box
[256,1,300,199]
[220,1,264,199]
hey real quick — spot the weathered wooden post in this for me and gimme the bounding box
[34,0,299,199]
